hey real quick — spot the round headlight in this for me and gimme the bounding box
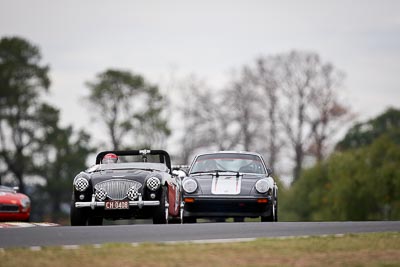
[74,177,89,192]
[95,188,107,201]
[146,177,161,191]
[20,198,31,209]
[255,179,271,194]
[183,178,198,194]
[127,186,139,200]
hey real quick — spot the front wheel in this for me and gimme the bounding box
[182,217,196,223]
[261,196,278,222]
[233,217,245,222]
[153,187,168,224]
[70,201,88,226]
[88,216,103,226]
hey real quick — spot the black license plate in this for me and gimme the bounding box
[105,200,129,210]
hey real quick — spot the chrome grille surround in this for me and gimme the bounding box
[94,179,142,200]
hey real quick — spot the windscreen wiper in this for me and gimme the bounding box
[191,170,240,177]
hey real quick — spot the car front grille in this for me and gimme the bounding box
[94,179,142,200]
[0,204,19,212]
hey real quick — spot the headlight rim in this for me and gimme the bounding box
[146,176,161,191]
[255,178,271,194]
[20,197,31,209]
[183,178,198,194]
[74,177,89,192]
[127,186,139,200]
[95,187,107,201]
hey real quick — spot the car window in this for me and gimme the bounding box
[191,153,266,174]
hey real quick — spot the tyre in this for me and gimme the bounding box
[261,194,278,222]
[182,217,196,223]
[153,186,168,224]
[70,201,88,226]
[88,216,103,226]
[233,217,245,222]
[261,213,273,222]
[274,198,278,222]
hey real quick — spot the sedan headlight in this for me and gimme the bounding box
[146,177,161,191]
[255,179,272,194]
[74,177,89,192]
[183,178,198,194]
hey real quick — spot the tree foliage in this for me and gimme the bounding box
[336,107,400,151]
[0,36,93,222]
[283,109,400,221]
[85,69,170,150]
[175,51,351,183]
[0,36,50,192]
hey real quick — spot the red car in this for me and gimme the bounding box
[0,186,31,222]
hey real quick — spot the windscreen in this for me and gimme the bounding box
[190,153,266,174]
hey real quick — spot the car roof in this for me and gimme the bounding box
[195,151,263,157]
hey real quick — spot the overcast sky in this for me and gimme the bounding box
[1,0,400,142]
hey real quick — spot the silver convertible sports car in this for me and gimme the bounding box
[180,151,278,223]
[70,150,181,226]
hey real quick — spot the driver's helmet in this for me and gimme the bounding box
[102,153,118,164]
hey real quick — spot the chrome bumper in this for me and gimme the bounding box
[75,194,160,210]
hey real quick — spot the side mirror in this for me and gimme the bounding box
[266,168,273,177]
[172,170,187,179]
[13,186,19,193]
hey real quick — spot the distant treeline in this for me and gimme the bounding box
[1,36,399,222]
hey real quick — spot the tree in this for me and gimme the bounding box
[278,51,319,182]
[336,107,400,151]
[133,85,170,148]
[277,51,350,182]
[307,62,351,162]
[0,36,50,192]
[250,56,283,171]
[284,110,400,221]
[35,121,93,222]
[0,36,94,222]
[175,75,239,164]
[224,67,265,151]
[85,69,170,150]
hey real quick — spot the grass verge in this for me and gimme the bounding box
[1,232,399,267]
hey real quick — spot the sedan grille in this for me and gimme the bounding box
[94,179,142,200]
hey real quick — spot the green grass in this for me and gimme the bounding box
[1,232,399,267]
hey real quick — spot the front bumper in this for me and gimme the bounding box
[182,195,273,218]
[0,211,30,222]
[75,194,160,210]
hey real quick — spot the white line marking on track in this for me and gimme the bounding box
[0,222,59,228]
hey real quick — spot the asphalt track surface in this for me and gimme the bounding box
[0,221,399,249]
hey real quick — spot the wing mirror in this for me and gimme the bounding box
[266,168,273,177]
[13,186,19,193]
[172,169,187,179]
